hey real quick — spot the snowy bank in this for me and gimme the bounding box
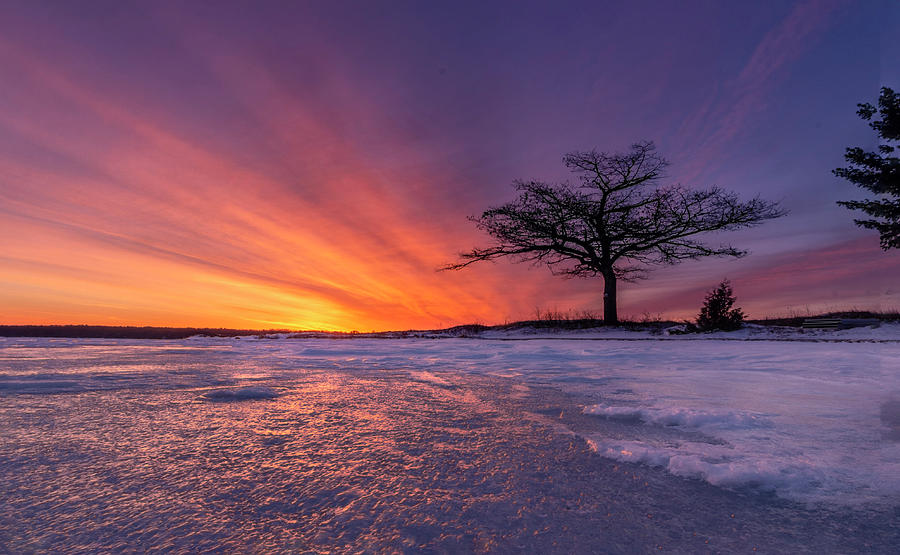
[460,321,900,342]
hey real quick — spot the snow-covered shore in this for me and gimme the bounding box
[431,321,900,342]
[246,321,900,342]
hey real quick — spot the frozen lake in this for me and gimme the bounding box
[1,336,899,552]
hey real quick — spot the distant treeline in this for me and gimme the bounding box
[748,310,900,327]
[2,310,897,340]
[0,325,295,339]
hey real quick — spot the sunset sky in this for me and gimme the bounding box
[1,0,898,331]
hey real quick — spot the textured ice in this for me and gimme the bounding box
[201,385,279,401]
[1,334,899,552]
[585,437,830,497]
[3,335,898,505]
[580,404,843,500]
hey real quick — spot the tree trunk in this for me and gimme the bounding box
[602,270,617,324]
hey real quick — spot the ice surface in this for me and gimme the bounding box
[2,333,899,552]
[1,333,899,506]
[201,386,279,401]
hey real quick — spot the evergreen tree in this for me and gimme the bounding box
[697,280,744,331]
[835,87,900,249]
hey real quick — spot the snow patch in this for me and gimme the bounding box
[584,405,774,430]
[585,436,836,500]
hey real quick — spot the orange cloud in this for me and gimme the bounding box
[0,34,584,330]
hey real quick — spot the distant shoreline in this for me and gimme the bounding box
[0,325,295,340]
[2,313,897,340]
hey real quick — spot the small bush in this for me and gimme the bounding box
[697,280,745,331]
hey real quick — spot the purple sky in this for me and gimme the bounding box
[1,0,898,329]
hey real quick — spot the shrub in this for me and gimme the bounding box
[697,280,745,331]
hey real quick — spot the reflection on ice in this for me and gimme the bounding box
[1,336,898,552]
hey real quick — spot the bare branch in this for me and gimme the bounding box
[440,142,786,322]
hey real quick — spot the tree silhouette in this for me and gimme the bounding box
[697,280,744,331]
[442,142,785,324]
[835,86,900,249]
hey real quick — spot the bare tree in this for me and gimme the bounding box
[442,142,785,324]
